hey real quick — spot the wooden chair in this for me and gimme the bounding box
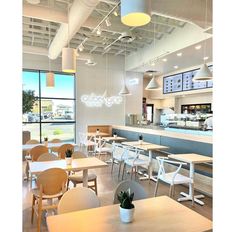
[30,145,49,162]
[57,187,100,215]
[49,138,62,154]
[36,153,60,161]
[113,180,147,204]
[154,157,192,203]
[25,139,40,180]
[57,144,74,159]
[31,168,68,232]
[68,151,98,195]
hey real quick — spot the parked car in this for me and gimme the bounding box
[64,111,74,120]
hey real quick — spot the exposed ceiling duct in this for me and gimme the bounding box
[48,0,100,60]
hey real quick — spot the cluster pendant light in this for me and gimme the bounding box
[193,0,212,82]
[46,23,54,87]
[62,6,76,74]
[121,0,151,27]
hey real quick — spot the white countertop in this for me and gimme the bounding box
[113,125,212,144]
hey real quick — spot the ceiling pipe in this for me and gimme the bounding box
[23,45,95,63]
[48,0,100,60]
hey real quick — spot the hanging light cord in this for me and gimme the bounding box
[203,0,208,63]
[67,4,70,48]
[48,23,51,72]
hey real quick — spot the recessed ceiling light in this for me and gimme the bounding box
[177,53,182,57]
[195,45,201,50]
[162,58,167,62]
[113,10,118,17]
[96,26,101,36]
[78,44,84,52]
[203,56,209,60]
[174,65,178,69]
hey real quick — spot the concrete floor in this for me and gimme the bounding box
[22,160,212,232]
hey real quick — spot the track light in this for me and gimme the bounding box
[96,26,102,36]
[113,10,118,16]
[78,44,84,52]
[105,18,111,27]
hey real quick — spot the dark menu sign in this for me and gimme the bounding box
[163,65,213,94]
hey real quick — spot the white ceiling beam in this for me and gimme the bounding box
[23,3,68,24]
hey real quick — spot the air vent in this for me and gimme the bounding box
[118,32,135,43]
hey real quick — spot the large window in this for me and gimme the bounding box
[22,70,76,143]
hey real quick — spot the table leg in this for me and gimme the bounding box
[177,163,205,206]
[139,150,157,182]
[83,169,88,187]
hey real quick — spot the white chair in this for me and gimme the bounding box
[154,157,193,202]
[93,137,112,160]
[68,151,98,194]
[57,187,100,214]
[113,180,147,204]
[78,132,96,154]
[122,147,151,182]
[110,143,129,179]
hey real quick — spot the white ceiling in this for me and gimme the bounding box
[23,0,213,75]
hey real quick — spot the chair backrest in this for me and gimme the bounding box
[30,145,49,161]
[156,157,186,180]
[26,139,40,144]
[57,187,100,214]
[37,152,60,161]
[112,144,128,160]
[94,137,106,149]
[72,151,87,159]
[58,144,74,159]
[113,180,147,204]
[50,138,62,152]
[36,168,68,195]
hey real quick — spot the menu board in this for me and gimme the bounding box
[163,65,213,94]
[163,74,182,93]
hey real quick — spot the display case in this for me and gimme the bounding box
[181,103,211,114]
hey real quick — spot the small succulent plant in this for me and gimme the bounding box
[139,135,143,140]
[117,188,135,209]
[44,137,48,142]
[65,149,73,158]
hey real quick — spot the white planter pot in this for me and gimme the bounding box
[44,141,48,147]
[66,158,72,165]
[119,206,135,223]
[139,140,143,145]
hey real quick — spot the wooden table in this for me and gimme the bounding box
[87,132,109,137]
[168,153,213,206]
[122,141,169,182]
[22,142,78,151]
[47,196,212,232]
[29,157,107,187]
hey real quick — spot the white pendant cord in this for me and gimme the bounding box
[124,42,127,85]
[48,23,51,72]
[203,0,208,64]
[67,4,70,48]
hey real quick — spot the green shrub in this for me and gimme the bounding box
[53,129,63,135]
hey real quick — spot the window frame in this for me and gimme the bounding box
[22,69,76,143]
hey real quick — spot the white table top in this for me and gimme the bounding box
[47,196,212,232]
[122,141,169,151]
[168,153,213,164]
[103,136,126,142]
[22,142,77,151]
[29,157,108,175]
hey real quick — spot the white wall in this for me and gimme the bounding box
[23,53,127,142]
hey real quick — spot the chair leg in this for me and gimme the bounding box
[26,161,29,180]
[37,199,42,232]
[111,159,114,174]
[94,178,98,195]
[191,183,194,206]
[31,195,36,224]
[154,180,159,197]
[122,163,126,180]
[134,166,137,180]
[131,167,134,180]
[148,166,151,184]
[169,185,173,197]
[118,163,122,179]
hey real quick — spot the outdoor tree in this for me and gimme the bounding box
[23,90,36,114]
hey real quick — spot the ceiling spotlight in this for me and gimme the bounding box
[113,10,118,16]
[174,65,178,69]
[177,53,182,57]
[105,18,111,27]
[78,44,84,52]
[150,60,155,66]
[96,26,102,36]
[162,58,167,62]
[195,45,202,50]
[203,56,209,60]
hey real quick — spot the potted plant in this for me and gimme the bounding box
[117,189,135,223]
[44,137,48,147]
[138,134,143,145]
[65,149,73,165]
[113,132,117,138]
